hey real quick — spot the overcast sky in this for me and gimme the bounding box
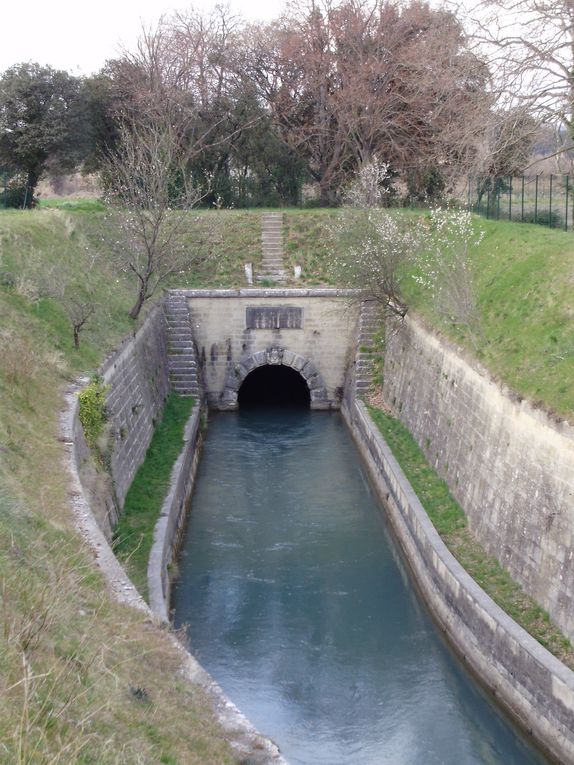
[1,0,286,75]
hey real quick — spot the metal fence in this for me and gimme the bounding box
[468,175,572,231]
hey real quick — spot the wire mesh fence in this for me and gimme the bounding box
[468,175,572,231]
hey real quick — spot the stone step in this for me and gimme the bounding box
[170,372,197,379]
[258,269,286,275]
[166,319,190,327]
[165,312,189,321]
[168,353,196,362]
[169,364,198,373]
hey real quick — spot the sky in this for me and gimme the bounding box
[1,0,286,76]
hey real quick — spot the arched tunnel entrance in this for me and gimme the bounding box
[238,365,311,408]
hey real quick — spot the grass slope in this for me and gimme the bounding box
[402,217,574,421]
[0,208,238,764]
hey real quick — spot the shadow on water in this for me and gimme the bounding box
[172,407,550,765]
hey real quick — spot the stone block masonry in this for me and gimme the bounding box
[100,305,170,528]
[383,316,574,642]
[172,288,360,409]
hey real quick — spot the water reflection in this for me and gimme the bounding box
[172,410,548,765]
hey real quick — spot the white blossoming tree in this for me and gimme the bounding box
[414,207,484,343]
[331,159,421,319]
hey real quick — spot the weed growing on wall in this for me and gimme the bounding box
[78,375,109,454]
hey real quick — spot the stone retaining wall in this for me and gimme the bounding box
[343,399,574,765]
[383,317,574,641]
[99,306,170,532]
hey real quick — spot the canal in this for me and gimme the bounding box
[172,404,548,764]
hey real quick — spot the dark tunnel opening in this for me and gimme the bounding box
[238,365,311,408]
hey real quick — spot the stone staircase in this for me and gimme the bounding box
[354,301,384,399]
[164,292,202,398]
[257,212,287,284]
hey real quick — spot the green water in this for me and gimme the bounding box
[172,409,548,765]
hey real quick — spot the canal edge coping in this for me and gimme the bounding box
[342,398,574,765]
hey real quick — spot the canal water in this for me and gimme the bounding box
[172,408,548,765]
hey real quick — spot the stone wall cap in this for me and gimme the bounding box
[168,288,359,299]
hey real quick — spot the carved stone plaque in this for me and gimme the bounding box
[246,306,303,330]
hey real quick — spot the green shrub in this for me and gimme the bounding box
[78,375,108,451]
[520,209,563,228]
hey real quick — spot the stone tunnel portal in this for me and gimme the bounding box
[237,365,311,408]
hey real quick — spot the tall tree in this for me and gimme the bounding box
[466,0,574,157]
[243,0,490,205]
[0,63,91,205]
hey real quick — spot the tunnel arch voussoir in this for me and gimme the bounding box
[219,348,329,409]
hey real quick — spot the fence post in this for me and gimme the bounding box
[534,175,539,224]
[509,176,512,221]
[549,174,553,226]
[566,175,570,231]
[521,176,525,222]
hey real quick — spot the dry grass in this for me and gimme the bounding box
[0,209,240,764]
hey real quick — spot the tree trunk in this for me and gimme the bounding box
[319,178,338,207]
[24,168,41,208]
[128,281,147,320]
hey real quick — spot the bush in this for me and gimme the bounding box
[78,375,109,452]
[520,210,563,228]
[0,179,37,209]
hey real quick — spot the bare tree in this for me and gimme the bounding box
[102,113,205,319]
[463,0,574,162]
[62,297,96,350]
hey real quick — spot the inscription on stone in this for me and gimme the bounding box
[246,306,303,330]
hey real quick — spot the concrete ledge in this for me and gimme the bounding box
[343,399,574,765]
[148,403,203,622]
[169,287,359,298]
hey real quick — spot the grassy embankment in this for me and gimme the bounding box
[0,205,263,764]
[0,203,572,761]
[282,210,574,423]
